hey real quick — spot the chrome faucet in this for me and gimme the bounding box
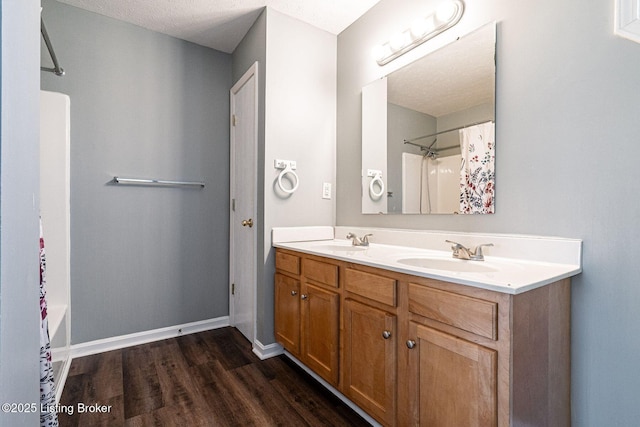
[346,232,373,247]
[445,240,494,261]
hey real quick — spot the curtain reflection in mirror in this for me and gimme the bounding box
[460,121,495,214]
[400,120,494,214]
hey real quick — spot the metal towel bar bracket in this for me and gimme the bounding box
[112,177,205,188]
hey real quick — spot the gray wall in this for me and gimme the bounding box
[41,0,232,343]
[231,10,269,344]
[232,8,337,345]
[387,103,435,213]
[261,9,337,345]
[337,0,640,425]
[0,0,41,425]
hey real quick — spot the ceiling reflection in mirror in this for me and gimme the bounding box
[362,23,496,215]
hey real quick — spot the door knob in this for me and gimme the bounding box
[301,294,308,300]
[241,218,253,228]
[382,330,392,339]
[291,290,297,296]
[406,339,416,349]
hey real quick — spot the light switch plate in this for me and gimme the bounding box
[322,182,332,199]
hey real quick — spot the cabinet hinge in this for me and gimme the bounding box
[232,114,237,126]
[231,283,235,295]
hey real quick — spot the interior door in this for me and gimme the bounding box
[229,63,258,343]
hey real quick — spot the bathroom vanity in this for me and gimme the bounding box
[272,227,581,427]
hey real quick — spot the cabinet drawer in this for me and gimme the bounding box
[303,258,338,288]
[345,268,396,306]
[276,251,300,276]
[408,283,497,340]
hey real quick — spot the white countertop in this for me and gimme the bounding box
[273,235,582,295]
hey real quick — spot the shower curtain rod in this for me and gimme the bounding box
[404,119,494,144]
[403,140,459,153]
[40,17,65,76]
[403,140,436,152]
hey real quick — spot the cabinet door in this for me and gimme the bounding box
[302,283,340,386]
[344,299,396,426]
[274,273,300,355]
[407,322,497,427]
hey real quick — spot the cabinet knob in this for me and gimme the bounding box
[301,294,308,300]
[406,339,416,349]
[290,290,297,296]
[382,330,392,339]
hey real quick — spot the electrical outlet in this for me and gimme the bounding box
[322,182,332,199]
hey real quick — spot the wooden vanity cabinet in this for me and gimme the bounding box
[274,249,571,427]
[401,281,501,426]
[399,278,570,427]
[274,273,301,354]
[343,268,398,426]
[274,251,340,386]
[301,282,340,385]
[405,321,498,426]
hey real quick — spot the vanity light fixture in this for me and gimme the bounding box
[372,0,464,66]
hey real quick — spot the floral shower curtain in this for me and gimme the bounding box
[459,121,495,214]
[40,219,59,427]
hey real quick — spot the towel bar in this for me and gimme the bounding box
[112,177,205,188]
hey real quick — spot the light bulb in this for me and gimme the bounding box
[372,44,391,62]
[410,16,435,40]
[435,1,457,24]
[389,31,409,52]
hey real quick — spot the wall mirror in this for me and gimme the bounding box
[361,22,496,215]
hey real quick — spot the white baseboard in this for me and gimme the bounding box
[70,316,230,358]
[252,339,284,360]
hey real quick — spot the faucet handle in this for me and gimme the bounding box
[346,232,372,247]
[346,232,361,246]
[471,243,494,260]
[445,240,471,259]
[445,239,464,249]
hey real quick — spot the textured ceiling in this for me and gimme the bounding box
[388,24,496,118]
[57,0,382,53]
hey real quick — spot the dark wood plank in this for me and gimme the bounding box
[56,373,85,427]
[191,360,267,426]
[175,332,216,367]
[124,400,212,427]
[270,356,371,427]
[58,327,370,427]
[202,327,256,370]
[122,344,163,419]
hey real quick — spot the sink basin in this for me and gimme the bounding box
[312,244,367,252]
[397,257,497,273]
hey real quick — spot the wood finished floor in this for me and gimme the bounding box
[58,327,370,426]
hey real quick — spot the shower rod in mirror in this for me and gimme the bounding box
[404,119,495,143]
